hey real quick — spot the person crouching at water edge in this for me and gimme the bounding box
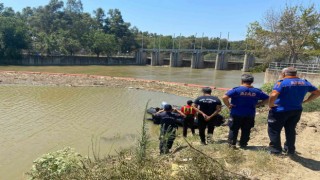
[154,104,186,155]
[181,100,206,137]
[268,67,320,155]
[222,74,269,149]
[194,87,222,145]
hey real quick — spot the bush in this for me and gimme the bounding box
[260,83,274,94]
[303,97,320,112]
[249,63,269,73]
[27,147,85,180]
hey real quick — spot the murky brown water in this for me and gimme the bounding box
[0,66,265,88]
[0,66,265,179]
[0,85,189,180]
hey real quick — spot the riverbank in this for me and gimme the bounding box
[0,71,229,98]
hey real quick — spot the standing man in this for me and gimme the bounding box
[154,104,186,154]
[181,100,206,137]
[181,100,197,137]
[194,87,222,145]
[268,67,320,155]
[222,74,269,148]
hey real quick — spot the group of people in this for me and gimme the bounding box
[154,67,320,155]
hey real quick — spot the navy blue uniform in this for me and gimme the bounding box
[268,77,318,154]
[154,111,182,154]
[225,86,269,146]
[194,95,222,144]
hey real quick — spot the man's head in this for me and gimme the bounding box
[202,87,212,95]
[241,74,254,85]
[281,67,297,78]
[187,100,193,106]
[163,104,173,111]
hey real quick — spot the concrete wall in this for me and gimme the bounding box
[2,55,137,66]
[264,68,320,87]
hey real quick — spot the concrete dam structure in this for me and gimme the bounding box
[136,49,259,71]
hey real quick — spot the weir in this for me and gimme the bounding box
[138,48,262,70]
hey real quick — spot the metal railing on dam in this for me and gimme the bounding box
[269,62,320,74]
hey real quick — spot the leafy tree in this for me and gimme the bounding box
[247,4,320,63]
[104,9,137,53]
[0,16,30,59]
[88,30,117,57]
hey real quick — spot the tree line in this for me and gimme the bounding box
[0,0,319,63]
[0,0,246,60]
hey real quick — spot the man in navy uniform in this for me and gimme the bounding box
[194,87,222,145]
[268,67,320,155]
[154,104,186,154]
[222,74,269,148]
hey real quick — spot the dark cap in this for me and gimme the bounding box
[202,87,212,94]
[241,74,254,84]
[187,100,193,105]
[163,104,173,111]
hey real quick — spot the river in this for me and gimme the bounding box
[0,66,265,88]
[0,85,190,179]
[0,66,265,179]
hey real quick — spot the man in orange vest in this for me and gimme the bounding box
[181,100,204,137]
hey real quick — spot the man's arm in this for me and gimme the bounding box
[192,105,207,117]
[173,108,186,118]
[154,109,164,115]
[222,95,233,109]
[257,99,269,107]
[268,90,279,109]
[206,105,222,121]
[303,90,320,103]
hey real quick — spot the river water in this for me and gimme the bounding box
[0,85,189,179]
[0,66,265,179]
[0,66,265,88]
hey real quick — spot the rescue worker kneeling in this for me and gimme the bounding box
[154,104,186,154]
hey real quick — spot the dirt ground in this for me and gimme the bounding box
[248,111,320,180]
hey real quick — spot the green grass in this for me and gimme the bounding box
[303,97,320,112]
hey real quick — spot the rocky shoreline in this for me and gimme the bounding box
[0,71,229,98]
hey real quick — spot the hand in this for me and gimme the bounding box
[228,104,235,110]
[268,104,277,110]
[205,115,211,121]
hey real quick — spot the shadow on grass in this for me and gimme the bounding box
[290,154,320,171]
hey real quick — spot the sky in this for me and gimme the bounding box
[1,0,319,40]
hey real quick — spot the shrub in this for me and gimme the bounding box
[303,97,320,112]
[249,63,269,73]
[27,147,85,180]
[260,83,274,94]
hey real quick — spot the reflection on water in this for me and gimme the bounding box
[0,66,265,88]
[0,85,189,180]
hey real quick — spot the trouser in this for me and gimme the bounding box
[159,127,177,154]
[267,110,302,154]
[198,115,215,143]
[228,115,255,146]
[183,115,195,137]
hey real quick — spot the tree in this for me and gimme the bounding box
[104,9,137,53]
[94,8,105,29]
[247,4,320,63]
[0,16,30,60]
[88,30,117,57]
